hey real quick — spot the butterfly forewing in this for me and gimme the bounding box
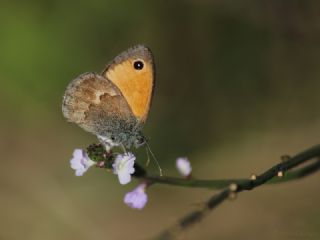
[102,45,155,123]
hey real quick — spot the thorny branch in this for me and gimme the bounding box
[151,145,320,240]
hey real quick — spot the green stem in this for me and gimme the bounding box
[136,145,320,190]
[143,176,245,190]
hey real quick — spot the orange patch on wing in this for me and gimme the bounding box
[105,59,153,122]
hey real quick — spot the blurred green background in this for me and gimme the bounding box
[1,0,320,239]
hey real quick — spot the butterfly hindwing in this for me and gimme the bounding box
[62,73,138,140]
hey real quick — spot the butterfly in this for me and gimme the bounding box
[62,45,155,150]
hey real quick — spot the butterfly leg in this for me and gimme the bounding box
[97,135,119,152]
[120,143,128,154]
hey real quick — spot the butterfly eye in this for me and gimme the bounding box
[133,60,144,70]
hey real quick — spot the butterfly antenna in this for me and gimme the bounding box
[145,146,150,167]
[145,141,163,176]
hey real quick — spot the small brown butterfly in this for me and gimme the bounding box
[62,45,155,150]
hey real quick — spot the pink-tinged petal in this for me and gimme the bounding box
[176,157,192,176]
[118,172,131,185]
[75,169,85,176]
[70,158,82,169]
[124,184,148,209]
[112,152,136,184]
[73,149,84,159]
[128,159,135,174]
[69,149,96,176]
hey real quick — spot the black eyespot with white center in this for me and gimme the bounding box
[133,60,144,70]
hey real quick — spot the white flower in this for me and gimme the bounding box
[112,152,135,185]
[176,157,192,177]
[124,183,148,209]
[70,149,96,176]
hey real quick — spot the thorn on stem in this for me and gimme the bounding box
[250,173,257,180]
[229,183,238,192]
[277,171,284,178]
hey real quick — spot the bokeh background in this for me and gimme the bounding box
[1,1,320,239]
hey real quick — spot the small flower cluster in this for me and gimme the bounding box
[70,149,137,184]
[70,149,95,176]
[69,146,192,210]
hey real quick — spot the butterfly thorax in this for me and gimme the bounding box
[97,128,146,151]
